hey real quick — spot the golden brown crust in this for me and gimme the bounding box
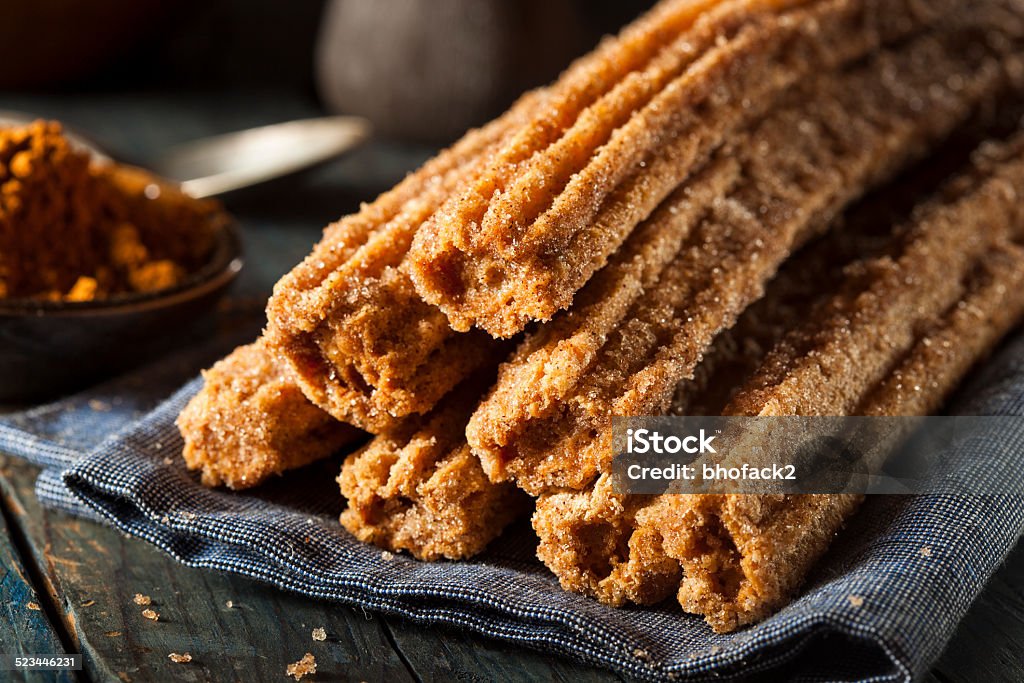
[531,214,863,609]
[662,493,864,632]
[176,340,361,489]
[727,131,1024,418]
[859,244,1024,416]
[668,233,1024,633]
[265,92,541,431]
[534,475,684,608]
[468,16,1023,495]
[535,129,1024,633]
[408,0,958,337]
[338,385,529,560]
[506,268,798,600]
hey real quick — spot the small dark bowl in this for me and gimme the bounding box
[0,222,243,403]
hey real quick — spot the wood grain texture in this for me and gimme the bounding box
[382,617,625,683]
[0,491,73,683]
[932,538,1024,683]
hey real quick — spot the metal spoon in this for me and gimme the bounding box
[0,110,371,198]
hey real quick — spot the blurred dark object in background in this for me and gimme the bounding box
[316,0,657,144]
[150,0,326,92]
[316,0,581,144]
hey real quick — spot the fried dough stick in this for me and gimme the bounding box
[666,247,1024,633]
[339,386,529,560]
[265,91,544,431]
[532,208,880,609]
[177,340,362,489]
[725,131,1024,419]
[409,0,960,337]
[268,0,936,427]
[469,14,1024,495]
[536,131,1024,632]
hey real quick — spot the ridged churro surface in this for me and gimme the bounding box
[338,385,529,560]
[177,340,361,489]
[535,128,1024,632]
[470,11,1023,495]
[533,210,871,610]
[267,0,913,426]
[409,0,958,337]
[670,233,1024,633]
[266,94,540,431]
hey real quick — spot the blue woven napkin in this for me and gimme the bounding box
[2,319,1023,681]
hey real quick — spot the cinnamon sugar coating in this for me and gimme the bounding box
[265,94,540,431]
[668,238,1024,633]
[408,0,958,337]
[532,210,865,609]
[469,13,1024,495]
[535,128,1024,633]
[339,385,528,560]
[177,340,361,489]
[727,130,1024,418]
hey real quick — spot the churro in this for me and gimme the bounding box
[265,92,542,431]
[667,237,1024,633]
[469,15,1023,495]
[409,0,960,337]
[267,0,966,430]
[726,132,1024,419]
[338,385,528,560]
[177,340,361,489]
[533,209,870,608]
[535,129,1024,632]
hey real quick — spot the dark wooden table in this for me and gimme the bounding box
[1,91,1021,683]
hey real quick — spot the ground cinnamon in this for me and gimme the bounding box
[0,120,228,301]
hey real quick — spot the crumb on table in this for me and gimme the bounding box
[286,653,316,680]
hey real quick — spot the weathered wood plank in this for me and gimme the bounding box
[931,537,1024,683]
[0,455,412,683]
[382,616,628,683]
[0,496,74,683]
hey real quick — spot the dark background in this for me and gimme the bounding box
[1,0,655,143]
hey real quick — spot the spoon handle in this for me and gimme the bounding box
[149,116,371,198]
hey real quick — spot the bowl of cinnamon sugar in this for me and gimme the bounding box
[0,120,242,401]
